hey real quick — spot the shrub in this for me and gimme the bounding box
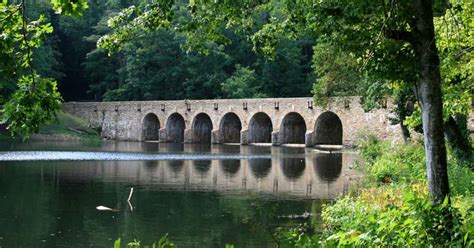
[321,187,473,247]
[113,234,176,248]
[368,143,425,184]
[278,133,474,247]
[356,131,387,165]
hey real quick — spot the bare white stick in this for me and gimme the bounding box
[127,187,134,212]
[96,206,118,212]
[127,187,134,202]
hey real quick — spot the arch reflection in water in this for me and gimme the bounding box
[144,160,160,173]
[167,160,184,174]
[193,160,211,175]
[314,153,342,182]
[280,158,306,180]
[220,160,241,177]
[249,159,271,179]
[21,142,358,199]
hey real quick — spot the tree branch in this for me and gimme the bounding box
[454,46,474,61]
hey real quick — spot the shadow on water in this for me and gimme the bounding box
[314,153,343,183]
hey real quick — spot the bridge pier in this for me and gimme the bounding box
[211,129,220,144]
[240,129,249,145]
[271,131,281,146]
[159,128,169,142]
[305,131,315,147]
[184,128,194,143]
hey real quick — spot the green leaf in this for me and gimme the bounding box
[114,238,121,248]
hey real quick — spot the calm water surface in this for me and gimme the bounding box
[0,140,360,247]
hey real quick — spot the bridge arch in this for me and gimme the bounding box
[219,112,242,143]
[192,113,213,143]
[248,112,273,143]
[281,112,306,144]
[142,112,160,141]
[166,113,185,143]
[314,111,343,145]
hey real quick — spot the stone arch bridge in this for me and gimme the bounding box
[63,97,401,146]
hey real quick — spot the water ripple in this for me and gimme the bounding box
[0,151,272,161]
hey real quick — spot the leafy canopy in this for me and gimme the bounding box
[0,0,87,138]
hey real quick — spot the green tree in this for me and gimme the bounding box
[221,65,264,99]
[0,0,87,138]
[97,0,459,205]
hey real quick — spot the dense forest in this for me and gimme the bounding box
[3,0,315,102]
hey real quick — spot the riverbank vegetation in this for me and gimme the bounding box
[36,111,100,140]
[1,111,100,141]
[281,133,473,247]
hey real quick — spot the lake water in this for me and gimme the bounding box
[0,140,360,247]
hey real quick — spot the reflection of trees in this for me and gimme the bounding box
[313,153,342,182]
[0,162,55,247]
[217,195,314,247]
[220,160,241,176]
[249,159,271,178]
[280,158,306,180]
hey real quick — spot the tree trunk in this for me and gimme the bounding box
[444,116,472,162]
[414,0,449,204]
[400,122,411,143]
